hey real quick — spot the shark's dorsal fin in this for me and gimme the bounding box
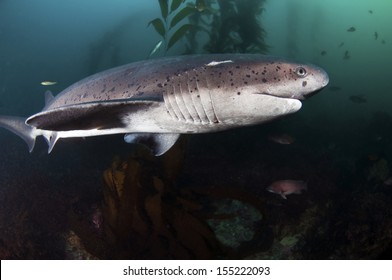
[124,133,180,156]
[44,90,55,107]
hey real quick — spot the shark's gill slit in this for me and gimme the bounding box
[163,90,176,120]
[192,78,208,124]
[173,83,187,122]
[186,75,201,124]
[208,87,219,124]
[182,73,197,123]
[169,84,185,121]
[202,77,216,124]
[196,78,212,124]
[178,80,194,123]
[166,85,181,121]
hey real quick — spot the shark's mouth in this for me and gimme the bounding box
[256,91,306,101]
[303,88,325,99]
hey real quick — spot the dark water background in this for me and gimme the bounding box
[0,0,392,259]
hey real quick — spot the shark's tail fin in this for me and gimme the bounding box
[0,115,36,152]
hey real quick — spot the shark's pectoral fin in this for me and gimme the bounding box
[0,116,36,152]
[124,133,180,156]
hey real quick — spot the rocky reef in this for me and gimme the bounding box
[2,119,392,259]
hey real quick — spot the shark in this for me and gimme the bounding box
[0,54,329,155]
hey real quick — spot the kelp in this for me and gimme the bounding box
[148,0,196,56]
[100,139,223,259]
[204,0,269,54]
[150,0,269,55]
[87,15,135,74]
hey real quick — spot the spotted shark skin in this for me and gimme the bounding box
[0,54,329,155]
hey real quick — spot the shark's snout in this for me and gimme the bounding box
[314,64,330,87]
[320,69,330,88]
[301,66,329,99]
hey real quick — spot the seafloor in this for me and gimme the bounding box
[1,112,392,259]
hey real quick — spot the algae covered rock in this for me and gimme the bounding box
[207,199,262,249]
[279,235,299,247]
[367,158,389,183]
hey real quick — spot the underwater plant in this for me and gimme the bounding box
[148,0,196,56]
[203,0,269,54]
[149,0,269,55]
[87,15,135,74]
[182,0,218,54]
[100,143,224,259]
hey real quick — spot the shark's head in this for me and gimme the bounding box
[251,59,329,100]
[208,56,329,128]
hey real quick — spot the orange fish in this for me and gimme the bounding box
[266,180,307,199]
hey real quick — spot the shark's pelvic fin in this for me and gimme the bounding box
[124,133,180,156]
[43,132,59,154]
[0,116,36,152]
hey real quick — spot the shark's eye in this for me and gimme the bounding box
[295,67,307,77]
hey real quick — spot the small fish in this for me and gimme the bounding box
[91,206,103,231]
[148,40,163,58]
[195,0,207,12]
[383,176,392,186]
[328,86,341,91]
[368,10,373,14]
[206,60,233,66]
[349,95,367,103]
[381,39,386,44]
[40,81,57,86]
[343,50,350,60]
[320,50,327,56]
[266,180,307,199]
[268,133,295,145]
[347,27,356,32]
[374,32,378,40]
[338,42,344,48]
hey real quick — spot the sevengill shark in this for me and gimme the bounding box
[0,54,329,155]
